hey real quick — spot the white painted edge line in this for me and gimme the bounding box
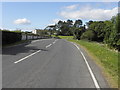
[72,43,100,89]
[14,50,41,64]
[46,44,52,48]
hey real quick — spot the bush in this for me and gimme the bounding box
[2,31,22,45]
[81,30,96,41]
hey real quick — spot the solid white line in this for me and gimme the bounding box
[73,43,80,50]
[14,50,41,64]
[46,44,52,48]
[73,43,100,88]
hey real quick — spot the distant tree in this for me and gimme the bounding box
[73,19,85,40]
[81,30,96,41]
[67,19,73,27]
[55,20,73,36]
[86,20,93,27]
[74,19,82,28]
[87,21,106,42]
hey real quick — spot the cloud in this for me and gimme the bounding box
[14,18,31,25]
[59,5,118,21]
[48,18,64,26]
[64,4,79,10]
[52,19,60,24]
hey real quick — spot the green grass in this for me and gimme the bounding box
[59,36,118,88]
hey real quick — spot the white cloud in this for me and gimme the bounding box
[52,19,60,24]
[59,5,118,21]
[64,4,79,10]
[14,18,31,25]
[48,18,64,26]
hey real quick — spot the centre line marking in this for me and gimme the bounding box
[53,42,55,44]
[14,50,41,64]
[46,44,52,48]
[54,39,57,42]
[72,43,100,89]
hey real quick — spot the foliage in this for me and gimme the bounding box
[87,21,106,42]
[2,30,22,45]
[46,14,119,50]
[35,29,49,36]
[81,30,96,41]
[86,14,120,50]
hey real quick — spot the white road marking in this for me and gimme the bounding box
[53,41,55,44]
[73,43,80,50]
[14,50,41,64]
[46,44,52,48]
[55,39,58,42]
[73,43,100,88]
[32,40,42,43]
[53,39,58,44]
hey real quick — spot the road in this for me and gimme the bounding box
[2,38,109,88]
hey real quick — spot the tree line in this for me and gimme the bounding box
[46,14,120,51]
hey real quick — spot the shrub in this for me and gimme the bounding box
[81,30,96,41]
[2,31,22,45]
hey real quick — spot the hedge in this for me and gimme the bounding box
[2,31,22,45]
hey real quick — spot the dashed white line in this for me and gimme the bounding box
[53,39,58,44]
[14,50,41,64]
[72,43,100,88]
[53,42,55,44]
[14,39,57,64]
[55,39,58,42]
[46,44,52,48]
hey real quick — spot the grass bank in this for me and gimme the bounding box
[59,36,118,88]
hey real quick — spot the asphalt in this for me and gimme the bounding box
[2,38,109,88]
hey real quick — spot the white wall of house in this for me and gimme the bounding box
[32,30,37,34]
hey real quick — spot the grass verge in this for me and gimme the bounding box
[59,36,118,88]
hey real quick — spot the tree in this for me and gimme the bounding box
[86,20,93,28]
[87,21,106,42]
[74,19,82,28]
[73,19,85,40]
[55,20,73,36]
[81,30,96,41]
[103,20,113,44]
[107,15,120,49]
[67,19,73,27]
[45,25,57,36]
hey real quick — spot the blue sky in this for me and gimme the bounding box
[1,2,118,31]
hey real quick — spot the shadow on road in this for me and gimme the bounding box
[2,41,48,55]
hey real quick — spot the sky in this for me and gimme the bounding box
[1,2,118,31]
